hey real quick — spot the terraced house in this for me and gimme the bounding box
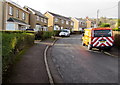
[86,17,96,28]
[0,0,30,30]
[71,18,86,32]
[0,0,3,30]
[24,6,48,31]
[44,11,74,31]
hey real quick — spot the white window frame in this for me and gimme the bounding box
[44,19,47,23]
[6,23,15,30]
[43,26,48,31]
[9,6,13,16]
[22,12,26,20]
[71,22,74,26]
[66,21,69,25]
[61,20,64,24]
[55,18,58,22]
[36,16,40,21]
[41,18,43,22]
[16,10,19,18]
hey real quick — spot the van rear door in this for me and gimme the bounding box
[92,30,113,47]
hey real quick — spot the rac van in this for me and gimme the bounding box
[82,27,114,50]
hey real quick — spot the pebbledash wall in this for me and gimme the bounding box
[0,0,3,30]
[0,32,1,84]
[0,0,3,84]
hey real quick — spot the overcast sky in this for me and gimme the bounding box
[12,0,119,18]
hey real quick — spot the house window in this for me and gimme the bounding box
[55,18,58,22]
[61,20,64,24]
[9,6,13,16]
[41,18,43,22]
[71,22,74,26]
[6,23,15,30]
[22,12,26,20]
[81,22,83,25]
[36,16,40,21]
[66,21,69,25]
[16,10,19,18]
[44,19,47,23]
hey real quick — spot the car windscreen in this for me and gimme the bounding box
[61,30,68,32]
[94,30,111,37]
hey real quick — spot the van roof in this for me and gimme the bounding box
[84,27,112,30]
[92,27,112,30]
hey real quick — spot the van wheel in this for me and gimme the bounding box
[88,44,92,50]
[105,48,112,51]
[82,41,85,46]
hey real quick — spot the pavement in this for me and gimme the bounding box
[108,46,119,57]
[3,39,54,83]
[51,35,118,83]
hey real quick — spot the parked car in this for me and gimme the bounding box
[26,29,34,31]
[59,29,70,37]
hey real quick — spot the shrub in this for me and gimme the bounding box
[53,30,61,36]
[42,31,54,40]
[100,23,110,27]
[2,32,35,73]
[35,31,43,40]
[35,31,60,40]
[112,28,120,31]
[1,30,35,34]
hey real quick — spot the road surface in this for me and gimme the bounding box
[52,35,118,83]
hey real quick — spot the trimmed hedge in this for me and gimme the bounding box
[99,23,110,27]
[2,32,35,73]
[35,31,60,40]
[1,30,35,34]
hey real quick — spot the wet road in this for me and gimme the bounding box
[52,35,118,83]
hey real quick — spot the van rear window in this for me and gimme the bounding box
[94,30,111,37]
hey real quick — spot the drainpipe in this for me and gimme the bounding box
[5,0,8,30]
[2,0,7,30]
[2,0,5,30]
[2,0,8,30]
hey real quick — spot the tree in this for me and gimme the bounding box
[100,23,110,27]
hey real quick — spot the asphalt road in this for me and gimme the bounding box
[52,35,118,83]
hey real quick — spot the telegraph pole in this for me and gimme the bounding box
[96,9,99,27]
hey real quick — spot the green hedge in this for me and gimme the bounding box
[99,23,110,27]
[1,30,35,34]
[112,28,120,31]
[2,32,35,73]
[35,31,60,40]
